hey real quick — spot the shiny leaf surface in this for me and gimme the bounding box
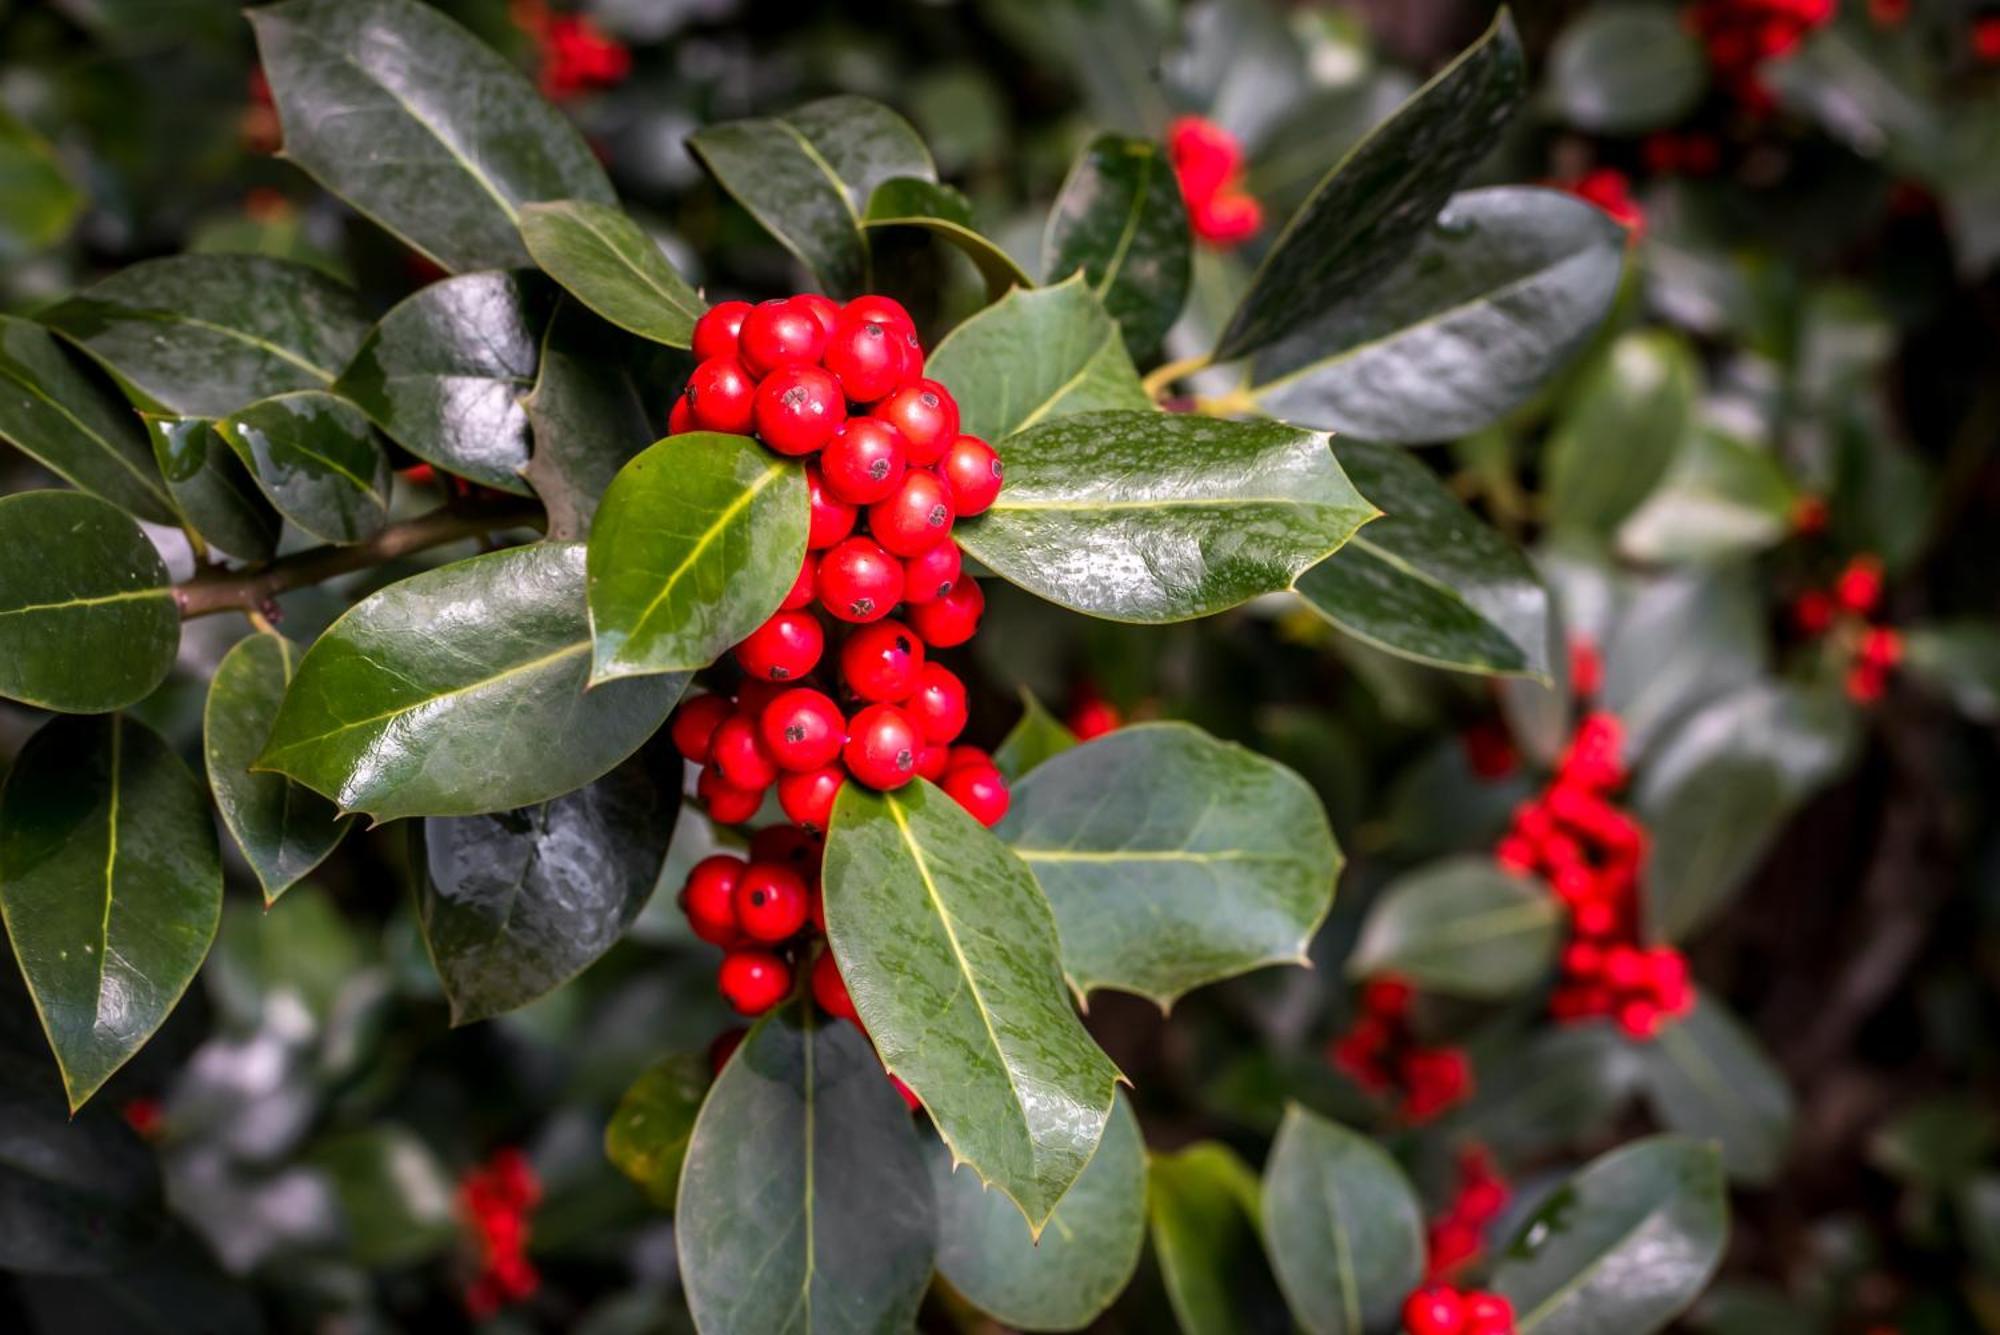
[142,414,280,562]
[1042,134,1191,363]
[0,316,173,523]
[1348,856,1560,998]
[1545,330,1699,536]
[1640,992,1795,1186]
[863,177,1033,300]
[1617,428,1798,565]
[520,299,661,540]
[1148,1142,1288,1335]
[519,200,704,348]
[216,390,392,544]
[605,1052,708,1208]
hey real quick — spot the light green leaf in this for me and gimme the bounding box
[1545,330,1699,536]
[520,201,705,348]
[1617,428,1799,565]
[605,1053,708,1208]
[0,108,84,259]
[1348,856,1559,998]
[1902,620,2000,722]
[1548,8,1708,134]
[1148,1142,1288,1335]
[992,689,1078,782]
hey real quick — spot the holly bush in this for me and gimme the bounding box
[3,0,1999,1332]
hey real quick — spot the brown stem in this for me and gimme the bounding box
[173,501,544,620]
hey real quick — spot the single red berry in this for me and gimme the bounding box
[868,469,955,557]
[943,764,1009,826]
[839,619,925,703]
[753,364,846,456]
[819,418,908,505]
[781,554,817,610]
[1168,115,1243,202]
[823,317,907,404]
[811,950,858,1021]
[691,299,753,362]
[844,703,921,790]
[817,537,905,623]
[1835,555,1884,614]
[708,1027,746,1073]
[698,765,764,824]
[908,574,983,646]
[710,714,780,790]
[669,692,733,763]
[945,744,992,774]
[668,394,694,435]
[738,297,827,377]
[1068,697,1121,741]
[1191,189,1263,246]
[915,742,950,782]
[792,292,842,339]
[1362,976,1413,1018]
[806,464,857,550]
[907,663,968,744]
[680,853,745,946]
[1462,1291,1514,1335]
[842,294,916,334]
[684,357,756,434]
[1402,1286,1467,1335]
[778,765,846,830]
[901,540,961,605]
[734,609,824,682]
[875,380,959,466]
[718,949,792,1015]
[734,862,810,942]
[939,433,1002,515]
[759,687,846,772]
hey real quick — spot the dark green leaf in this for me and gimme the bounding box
[258,542,685,822]
[1545,330,1699,536]
[1249,187,1623,442]
[1148,1142,1288,1335]
[520,201,705,348]
[1870,1096,1999,1190]
[1348,856,1559,998]
[605,1053,708,1208]
[992,689,1078,782]
[677,1005,935,1334]
[1213,11,1527,362]
[0,491,178,714]
[1617,428,1798,565]
[216,390,392,545]
[862,177,1033,301]
[307,1125,457,1267]
[41,254,369,418]
[520,299,662,540]
[0,316,174,524]
[1041,134,1190,363]
[0,715,222,1110]
[823,779,1120,1233]
[1261,1104,1425,1335]
[1903,620,2000,722]
[416,750,678,1023]
[247,0,616,273]
[1548,8,1707,135]
[958,411,1373,622]
[998,723,1339,1007]
[0,109,84,259]
[143,414,281,562]
[1601,567,1769,759]
[1494,1137,1728,1335]
[1460,1026,1642,1161]
[334,269,552,494]
[1640,992,1795,1186]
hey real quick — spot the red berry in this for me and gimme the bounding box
[734,862,810,942]
[907,663,968,743]
[734,609,824,682]
[844,703,921,790]
[842,294,916,333]
[738,298,827,377]
[759,688,846,771]
[839,619,925,703]
[1835,555,1884,614]
[868,469,955,557]
[691,299,752,363]
[680,853,744,946]
[874,380,959,466]
[939,433,1002,515]
[1403,1285,1468,1335]
[711,715,780,790]
[811,950,857,1021]
[698,765,764,824]
[685,357,756,434]
[908,574,982,646]
[753,365,846,456]
[806,464,857,549]
[1191,189,1263,245]
[915,742,950,782]
[1168,115,1243,202]
[822,317,907,404]
[817,537,905,623]
[943,764,1009,826]
[781,555,817,610]
[901,541,961,605]
[668,395,694,435]
[1463,1291,1515,1335]
[708,1027,746,1073]
[736,677,785,720]
[819,418,908,505]
[669,692,733,763]
[778,765,845,830]
[792,293,841,339]
[718,949,792,1015]
[945,744,992,773]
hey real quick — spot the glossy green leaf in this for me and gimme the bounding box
[1545,330,1699,536]
[0,491,178,714]
[958,411,1373,622]
[1148,1142,1289,1335]
[1902,620,2000,722]
[520,299,661,540]
[307,1125,457,1267]
[1495,1137,1727,1335]
[1042,134,1191,363]
[247,0,615,273]
[605,1053,708,1208]
[0,109,84,258]
[1640,992,1795,1186]
[1248,187,1624,442]
[1348,856,1559,998]
[933,1091,1145,1331]
[1617,428,1798,565]
[864,177,1033,301]
[41,254,369,418]
[1261,1104,1425,1335]
[1296,438,1550,678]
[1213,11,1527,362]
[334,269,552,494]
[587,433,807,682]
[992,689,1078,782]
[142,414,280,562]
[1549,8,1707,135]
[998,723,1339,1006]
[257,542,685,822]
[677,1004,935,1334]
[519,201,705,348]
[415,749,678,1023]
[924,275,1152,441]
[1601,567,1769,760]
[823,779,1120,1234]
[0,316,174,524]
[0,715,222,1110]
[204,635,353,905]
[216,390,392,545]
[689,95,935,296]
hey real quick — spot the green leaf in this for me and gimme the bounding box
[334,269,552,495]
[520,299,662,540]
[142,414,281,562]
[0,316,174,524]
[863,177,1033,301]
[1348,856,1559,998]
[1600,567,1769,760]
[0,491,178,714]
[1870,1096,2000,1190]
[1213,10,1527,362]
[1248,187,1624,442]
[1545,330,1699,536]
[1261,1104,1425,1335]
[204,635,353,905]
[1460,1026,1642,1161]
[605,1053,708,1208]
[257,541,685,822]
[958,411,1374,623]
[1902,620,2000,722]
[215,390,392,545]
[998,723,1339,1007]
[689,95,936,296]
[1148,1142,1288,1335]
[924,275,1152,442]
[933,1090,1146,1332]
[677,1004,935,1334]
[587,433,808,683]
[307,1125,457,1267]
[992,689,1078,782]
[1296,438,1550,678]
[823,779,1120,1234]
[0,109,84,259]
[415,749,678,1023]
[1493,1136,1728,1335]
[1640,992,1795,1186]
[1548,7,1707,135]
[41,254,369,418]
[1617,428,1799,565]
[247,0,616,273]
[520,201,705,348]
[1042,134,1191,363]
[0,715,222,1110]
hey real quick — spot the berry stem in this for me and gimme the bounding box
[1141,351,1213,401]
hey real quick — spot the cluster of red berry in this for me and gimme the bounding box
[1403,1283,1516,1335]
[1791,554,1902,703]
[1327,976,1474,1124]
[458,1149,541,1318]
[1683,0,1833,111]
[1561,167,1645,235]
[1425,1144,1511,1282]
[1167,116,1264,247]
[511,0,631,100]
